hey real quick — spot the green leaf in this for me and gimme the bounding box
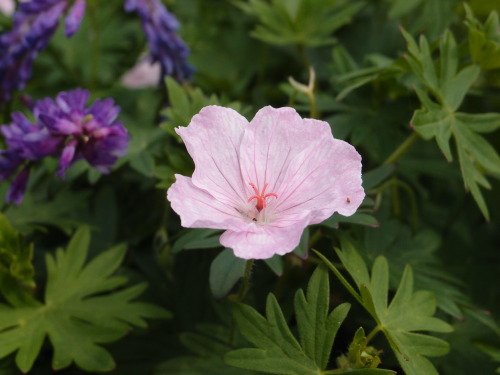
[322,212,379,229]
[319,241,453,375]
[403,27,500,219]
[263,255,284,276]
[209,249,247,299]
[171,229,223,254]
[294,267,350,370]
[362,164,396,190]
[225,295,320,374]
[465,5,500,70]
[161,79,246,139]
[234,0,363,47]
[292,227,309,259]
[225,266,395,374]
[387,0,423,19]
[0,227,171,373]
[0,214,34,288]
[411,109,500,219]
[5,190,88,234]
[363,220,471,319]
[474,342,500,374]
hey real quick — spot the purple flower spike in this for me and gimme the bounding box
[124,0,193,82]
[0,0,87,102]
[65,0,86,37]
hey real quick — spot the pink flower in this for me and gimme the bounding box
[0,0,14,16]
[167,106,365,259]
[120,58,161,89]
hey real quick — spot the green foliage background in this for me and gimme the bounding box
[1,0,499,374]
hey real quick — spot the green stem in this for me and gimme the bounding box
[366,325,381,343]
[87,0,101,89]
[235,259,254,302]
[309,229,322,248]
[229,259,254,345]
[307,91,319,119]
[313,250,363,306]
[391,181,400,217]
[383,132,419,165]
[296,44,311,70]
[392,178,420,231]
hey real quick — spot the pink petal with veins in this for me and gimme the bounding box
[167,105,365,259]
[167,174,251,232]
[176,106,248,207]
[220,214,310,260]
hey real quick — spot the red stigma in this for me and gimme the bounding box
[248,182,278,211]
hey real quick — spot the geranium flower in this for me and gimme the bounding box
[167,106,365,259]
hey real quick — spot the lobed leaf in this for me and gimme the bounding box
[0,226,171,373]
[320,241,453,375]
[225,266,395,374]
[403,27,500,219]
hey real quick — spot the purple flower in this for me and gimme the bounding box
[35,88,129,176]
[64,0,86,37]
[0,0,86,102]
[6,167,30,205]
[167,106,365,259]
[0,149,22,179]
[0,88,128,204]
[124,0,193,82]
[1,112,65,160]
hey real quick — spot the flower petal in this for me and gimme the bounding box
[239,106,330,200]
[121,58,161,89]
[167,174,247,231]
[6,167,30,205]
[273,128,364,223]
[64,0,86,37]
[176,106,248,207]
[220,215,310,260]
[57,139,78,177]
[240,107,364,223]
[55,88,89,113]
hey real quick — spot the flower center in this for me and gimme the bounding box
[247,182,278,212]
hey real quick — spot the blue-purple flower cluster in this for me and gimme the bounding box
[0,88,129,204]
[0,0,86,102]
[124,0,193,82]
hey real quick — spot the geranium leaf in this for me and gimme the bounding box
[0,226,171,373]
[320,240,453,375]
[225,267,395,374]
[294,266,350,370]
[264,254,284,276]
[465,5,500,70]
[209,248,247,298]
[234,0,363,47]
[403,27,500,220]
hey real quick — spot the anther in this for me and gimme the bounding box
[248,182,278,211]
